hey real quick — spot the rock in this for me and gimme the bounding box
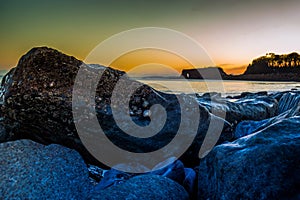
[232,91,268,99]
[94,168,134,190]
[277,92,300,114]
[89,175,189,200]
[0,47,160,165]
[0,67,15,106]
[1,47,126,165]
[94,158,197,197]
[198,117,300,200]
[234,99,300,139]
[197,94,278,125]
[151,159,197,197]
[150,158,197,196]
[180,105,233,167]
[1,47,232,168]
[0,121,7,141]
[94,158,185,191]
[182,168,197,197]
[151,157,185,184]
[0,139,91,199]
[88,164,106,183]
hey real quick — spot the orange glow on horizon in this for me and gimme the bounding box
[110,49,194,76]
[219,65,248,75]
[110,49,248,76]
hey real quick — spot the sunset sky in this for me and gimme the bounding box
[1,0,300,75]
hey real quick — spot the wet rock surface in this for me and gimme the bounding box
[234,102,300,139]
[0,139,91,199]
[198,116,300,200]
[89,175,189,200]
[276,91,300,114]
[198,92,278,125]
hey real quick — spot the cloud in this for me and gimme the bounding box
[218,63,234,67]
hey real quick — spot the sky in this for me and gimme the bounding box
[0,0,300,75]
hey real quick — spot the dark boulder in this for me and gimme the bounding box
[0,139,91,199]
[0,67,15,107]
[89,175,189,200]
[1,47,232,168]
[0,47,165,165]
[0,121,7,141]
[198,117,300,200]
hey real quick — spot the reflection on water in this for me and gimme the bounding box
[137,78,300,96]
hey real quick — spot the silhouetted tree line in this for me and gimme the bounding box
[244,52,300,74]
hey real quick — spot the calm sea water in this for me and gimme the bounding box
[1,71,299,97]
[136,78,300,96]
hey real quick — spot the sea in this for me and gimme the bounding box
[1,71,299,97]
[136,78,300,97]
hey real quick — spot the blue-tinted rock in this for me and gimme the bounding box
[94,169,133,190]
[197,94,278,124]
[94,158,197,197]
[0,139,91,199]
[277,92,300,114]
[150,158,197,197]
[88,164,106,184]
[89,175,189,200]
[183,168,197,195]
[198,117,300,200]
[95,158,185,191]
[151,157,185,184]
[234,102,300,139]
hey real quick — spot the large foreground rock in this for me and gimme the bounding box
[0,47,232,168]
[89,175,189,200]
[198,116,300,200]
[0,139,91,199]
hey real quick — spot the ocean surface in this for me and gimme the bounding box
[1,71,299,97]
[136,78,300,97]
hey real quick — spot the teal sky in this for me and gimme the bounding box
[1,0,300,74]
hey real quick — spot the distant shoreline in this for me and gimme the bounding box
[133,76,300,83]
[181,52,300,82]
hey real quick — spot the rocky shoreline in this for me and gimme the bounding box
[0,47,299,199]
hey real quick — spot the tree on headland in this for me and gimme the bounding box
[244,52,300,74]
